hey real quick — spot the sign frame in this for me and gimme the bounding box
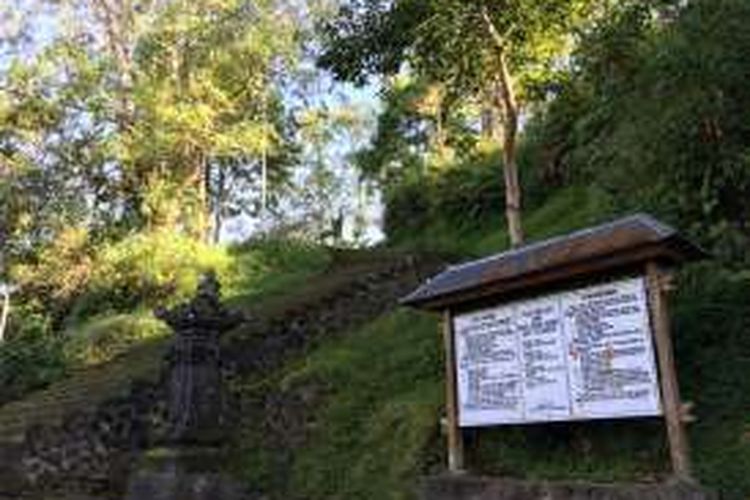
[402,215,705,482]
[439,263,690,479]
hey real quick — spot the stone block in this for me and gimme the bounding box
[420,475,717,500]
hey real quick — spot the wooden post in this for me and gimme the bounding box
[442,309,465,472]
[646,262,692,481]
[0,287,11,343]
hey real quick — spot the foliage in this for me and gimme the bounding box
[9,225,333,332]
[0,235,333,404]
[389,181,612,259]
[125,0,301,237]
[9,227,95,322]
[382,148,614,253]
[319,0,592,96]
[672,263,750,498]
[0,310,65,405]
[63,311,169,368]
[2,228,233,400]
[0,43,107,259]
[0,0,302,262]
[2,1,750,497]
[231,201,750,499]
[319,0,602,243]
[223,238,333,308]
[353,75,477,183]
[69,230,233,322]
[525,0,750,262]
[384,152,503,239]
[272,102,374,245]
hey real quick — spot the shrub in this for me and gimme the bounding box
[383,152,504,240]
[64,311,169,367]
[223,238,333,306]
[0,310,66,404]
[9,227,95,323]
[68,230,233,321]
[383,178,432,238]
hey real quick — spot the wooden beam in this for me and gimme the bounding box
[442,309,465,473]
[646,262,692,481]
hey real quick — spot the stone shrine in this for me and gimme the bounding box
[126,272,244,500]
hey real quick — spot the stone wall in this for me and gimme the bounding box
[0,254,439,499]
[421,475,717,500]
[15,380,169,498]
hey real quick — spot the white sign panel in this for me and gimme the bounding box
[453,276,661,427]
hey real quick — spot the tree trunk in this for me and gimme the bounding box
[92,0,142,224]
[202,159,212,243]
[211,165,226,244]
[0,289,10,343]
[480,87,502,142]
[495,55,524,247]
[91,0,136,131]
[481,5,524,247]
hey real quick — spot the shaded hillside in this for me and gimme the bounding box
[227,190,750,500]
[0,246,442,498]
[1,195,748,500]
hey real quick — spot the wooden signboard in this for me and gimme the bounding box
[401,215,705,481]
[453,275,661,427]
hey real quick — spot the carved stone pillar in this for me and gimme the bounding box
[126,273,245,500]
[156,272,238,445]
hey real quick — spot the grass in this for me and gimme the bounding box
[229,187,750,499]
[223,239,333,310]
[0,338,168,444]
[390,185,614,258]
[233,310,444,500]
[285,311,443,500]
[228,188,632,499]
[4,188,749,498]
[671,263,750,497]
[63,310,170,368]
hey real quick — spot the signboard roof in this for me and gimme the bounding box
[401,214,705,310]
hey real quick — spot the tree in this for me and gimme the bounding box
[525,0,750,262]
[355,75,475,178]
[0,42,107,256]
[319,0,596,246]
[0,0,302,248]
[123,0,301,238]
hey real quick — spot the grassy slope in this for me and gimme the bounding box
[234,310,444,500]
[232,186,750,499]
[0,339,168,444]
[0,241,334,445]
[222,240,334,310]
[3,188,746,498]
[0,242,415,448]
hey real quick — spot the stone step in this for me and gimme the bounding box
[421,475,717,500]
